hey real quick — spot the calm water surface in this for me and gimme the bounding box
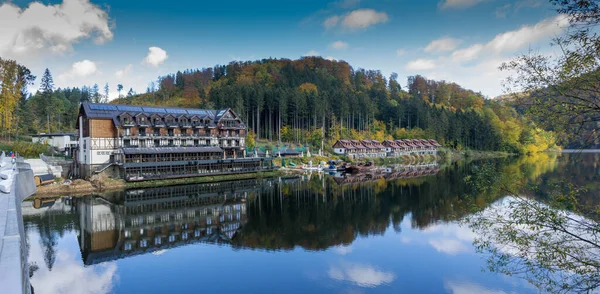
[23,153,600,294]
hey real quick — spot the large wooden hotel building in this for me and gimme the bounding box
[75,102,272,180]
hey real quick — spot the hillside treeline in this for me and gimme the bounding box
[114,57,555,153]
[2,57,555,153]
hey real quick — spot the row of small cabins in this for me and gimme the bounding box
[333,139,441,159]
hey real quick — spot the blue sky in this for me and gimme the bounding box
[0,0,567,98]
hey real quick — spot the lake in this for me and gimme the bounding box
[22,152,600,294]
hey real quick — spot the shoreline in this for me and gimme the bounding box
[31,149,512,198]
[32,170,290,198]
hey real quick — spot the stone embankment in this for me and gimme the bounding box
[0,153,36,294]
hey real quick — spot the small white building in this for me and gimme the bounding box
[32,133,77,155]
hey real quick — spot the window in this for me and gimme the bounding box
[124,230,131,237]
[124,242,132,251]
[140,240,148,247]
[206,217,212,225]
[155,237,162,245]
[169,235,175,242]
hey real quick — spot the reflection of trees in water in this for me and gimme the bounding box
[233,161,481,250]
[466,153,600,293]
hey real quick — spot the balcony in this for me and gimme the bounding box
[181,122,192,128]
[166,121,179,128]
[153,121,165,127]
[218,134,241,138]
[192,123,206,129]
[122,121,135,127]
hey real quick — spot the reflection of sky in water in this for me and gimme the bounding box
[28,231,117,294]
[25,213,536,293]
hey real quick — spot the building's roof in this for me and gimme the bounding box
[122,146,223,155]
[80,102,238,126]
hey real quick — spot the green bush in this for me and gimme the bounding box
[0,141,50,158]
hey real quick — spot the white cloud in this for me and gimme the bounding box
[115,64,133,78]
[304,50,320,57]
[487,15,568,53]
[444,280,507,294]
[425,37,461,53]
[58,59,98,81]
[324,9,389,30]
[451,15,568,62]
[451,44,484,62]
[341,9,389,30]
[429,238,470,255]
[405,59,436,71]
[0,0,113,58]
[143,46,168,67]
[330,41,349,50]
[323,15,340,29]
[439,0,490,9]
[396,49,406,56]
[325,56,337,61]
[328,262,395,287]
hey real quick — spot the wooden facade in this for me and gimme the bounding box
[333,139,441,158]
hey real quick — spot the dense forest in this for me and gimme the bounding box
[1,56,556,153]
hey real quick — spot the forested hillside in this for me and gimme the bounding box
[113,57,554,153]
[2,56,556,153]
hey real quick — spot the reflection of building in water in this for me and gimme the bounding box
[77,179,270,265]
[332,164,440,185]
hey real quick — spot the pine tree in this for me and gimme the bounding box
[92,83,101,103]
[39,68,54,133]
[104,83,109,102]
[117,84,123,98]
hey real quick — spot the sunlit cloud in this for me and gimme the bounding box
[57,59,98,82]
[405,59,436,71]
[330,41,349,50]
[143,46,168,67]
[324,9,389,31]
[425,37,461,53]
